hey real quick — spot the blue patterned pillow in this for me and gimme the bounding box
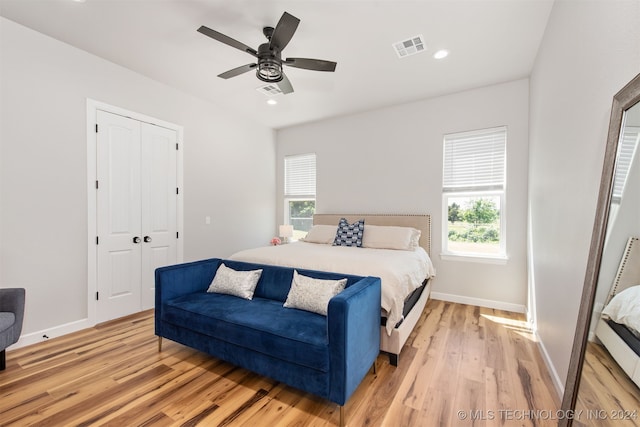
[333,218,365,247]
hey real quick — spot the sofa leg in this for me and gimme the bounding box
[0,349,5,371]
[158,337,162,352]
[339,405,345,427]
[372,360,377,375]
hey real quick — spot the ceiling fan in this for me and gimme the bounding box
[197,11,337,94]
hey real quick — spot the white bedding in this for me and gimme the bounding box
[229,242,436,335]
[602,285,640,337]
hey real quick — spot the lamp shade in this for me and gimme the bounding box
[279,225,294,238]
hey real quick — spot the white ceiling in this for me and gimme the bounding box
[0,0,554,129]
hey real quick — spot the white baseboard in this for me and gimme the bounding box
[534,330,565,399]
[9,318,93,351]
[430,291,526,313]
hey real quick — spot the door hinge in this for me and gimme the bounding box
[176,187,179,195]
[95,124,99,133]
[96,291,99,300]
[176,232,179,239]
[95,180,99,189]
[176,143,179,150]
[96,236,99,245]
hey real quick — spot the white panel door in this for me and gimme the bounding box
[96,111,142,322]
[96,112,178,321]
[140,123,178,310]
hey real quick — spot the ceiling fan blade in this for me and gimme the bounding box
[217,63,257,79]
[269,12,300,51]
[197,26,257,57]
[284,57,337,72]
[278,73,294,94]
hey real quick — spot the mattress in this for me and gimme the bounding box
[606,318,640,357]
[381,279,428,328]
[229,242,436,335]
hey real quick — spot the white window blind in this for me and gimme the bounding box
[612,126,640,203]
[285,153,316,197]
[443,127,506,193]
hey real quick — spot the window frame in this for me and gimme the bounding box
[441,126,508,262]
[441,191,507,263]
[284,197,316,233]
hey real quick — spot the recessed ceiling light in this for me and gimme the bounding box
[72,0,86,3]
[267,99,278,106]
[433,49,449,59]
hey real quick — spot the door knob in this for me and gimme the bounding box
[144,236,152,243]
[133,236,141,244]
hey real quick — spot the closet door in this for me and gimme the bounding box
[96,111,142,322]
[96,112,178,322]
[140,123,178,310]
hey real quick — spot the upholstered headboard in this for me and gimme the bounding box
[312,214,432,256]
[608,236,640,302]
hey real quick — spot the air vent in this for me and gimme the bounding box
[393,35,426,58]
[256,84,283,96]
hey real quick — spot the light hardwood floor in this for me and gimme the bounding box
[0,300,561,426]
[574,342,640,427]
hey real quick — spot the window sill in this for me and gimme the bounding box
[440,252,508,265]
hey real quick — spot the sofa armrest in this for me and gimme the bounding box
[327,276,381,405]
[0,288,25,346]
[155,258,221,334]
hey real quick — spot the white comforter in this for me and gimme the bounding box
[602,285,640,337]
[229,242,436,335]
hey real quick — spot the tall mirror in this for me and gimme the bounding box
[560,72,640,427]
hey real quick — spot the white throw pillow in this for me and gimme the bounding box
[300,224,337,244]
[207,263,262,300]
[361,225,421,251]
[602,285,640,336]
[284,270,347,316]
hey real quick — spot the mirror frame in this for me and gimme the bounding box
[560,72,640,426]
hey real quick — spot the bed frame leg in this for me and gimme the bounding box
[389,353,398,367]
[372,360,377,375]
[339,405,345,427]
[158,336,162,352]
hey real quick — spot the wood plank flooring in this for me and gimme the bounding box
[0,300,560,426]
[574,342,640,427]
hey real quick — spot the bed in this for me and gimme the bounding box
[595,236,640,388]
[229,214,436,366]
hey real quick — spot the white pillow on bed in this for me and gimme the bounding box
[362,225,421,251]
[207,263,262,300]
[300,225,337,244]
[284,270,347,316]
[602,285,640,336]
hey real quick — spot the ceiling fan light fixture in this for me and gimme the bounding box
[198,11,336,95]
[257,59,283,83]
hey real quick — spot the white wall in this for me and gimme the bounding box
[277,79,530,311]
[528,0,640,392]
[0,18,276,338]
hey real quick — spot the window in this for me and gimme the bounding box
[611,126,640,204]
[442,127,506,259]
[284,153,316,240]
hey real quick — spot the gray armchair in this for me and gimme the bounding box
[0,288,25,370]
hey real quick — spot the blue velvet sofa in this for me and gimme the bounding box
[155,258,381,426]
